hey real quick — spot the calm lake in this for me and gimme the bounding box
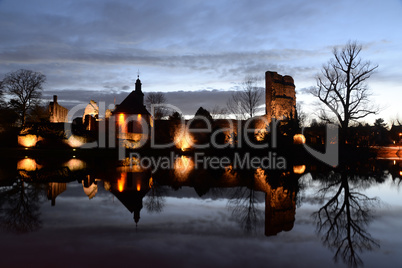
[0,155,401,267]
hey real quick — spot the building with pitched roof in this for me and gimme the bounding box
[112,75,152,147]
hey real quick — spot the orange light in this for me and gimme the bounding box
[137,181,141,191]
[293,165,306,174]
[174,156,194,182]
[64,158,86,171]
[66,135,86,148]
[293,134,306,144]
[119,113,125,123]
[18,134,39,147]
[149,177,153,188]
[137,114,141,120]
[118,113,127,133]
[117,172,126,192]
[399,171,402,176]
[17,158,40,171]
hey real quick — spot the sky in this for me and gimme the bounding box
[0,0,401,124]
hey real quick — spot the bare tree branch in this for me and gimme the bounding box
[1,69,46,125]
[311,41,379,139]
[227,75,264,119]
[145,92,168,119]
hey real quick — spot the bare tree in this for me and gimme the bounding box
[390,115,402,126]
[210,105,227,119]
[1,69,46,125]
[0,80,5,108]
[145,92,168,119]
[310,42,378,140]
[296,103,307,128]
[227,75,264,119]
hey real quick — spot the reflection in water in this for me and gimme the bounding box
[227,168,298,236]
[0,178,45,233]
[82,175,98,199]
[47,182,66,206]
[109,170,151,226]
[117,172,126,192]
[254,168,297,236]
[144,177,166,213]
[64,158,86,171]
[311,168,381,268]
[3,156,401,267]
[227,172,263,234]
[17,158,42,171]
[173,156,194,182]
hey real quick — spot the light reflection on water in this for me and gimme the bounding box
[0,157,401,267]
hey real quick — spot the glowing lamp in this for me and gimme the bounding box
[293,165,306,174]
[293,134,306,144]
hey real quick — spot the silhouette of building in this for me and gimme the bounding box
[265,71,296,120]
[48,95,68,123]
[112,75,152,145]
[390,125,402,144]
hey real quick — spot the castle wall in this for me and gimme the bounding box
[49,95,68,123]
[265,71,296,120]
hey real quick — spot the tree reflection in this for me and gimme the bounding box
[227,172,264,234]
[0,177,45,233]
[228,186,263,234]
[144,178,166,213]
[312,170,380,268]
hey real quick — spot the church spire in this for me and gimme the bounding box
[135,71,142,92]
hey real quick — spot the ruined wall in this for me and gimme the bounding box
[265,71,296,120]
[49,95,68,123]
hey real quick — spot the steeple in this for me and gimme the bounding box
[111,71,150,116]
[135,73,142,93]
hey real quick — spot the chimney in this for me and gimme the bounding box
[53,95,58,103]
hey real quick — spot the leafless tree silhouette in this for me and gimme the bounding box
[145,92,168,119]
[210,105,228,119]
[310,42,378,142]
[1,69,46,125]
[227,75,264,119]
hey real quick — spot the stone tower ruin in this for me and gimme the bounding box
[265,71,296,120]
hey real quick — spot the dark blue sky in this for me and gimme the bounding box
[1,0,401,121]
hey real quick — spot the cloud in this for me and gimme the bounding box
[0,0,401,122]
[297,87,314,95]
